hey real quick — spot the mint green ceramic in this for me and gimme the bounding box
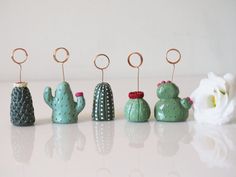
[44,81,85,124]
[124,91,151,122]
[154,81,192,122]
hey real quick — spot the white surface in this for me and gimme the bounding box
[0,0,236,82]
[0,77,236,177]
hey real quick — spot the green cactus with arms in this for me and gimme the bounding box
[44,81,85,124]
[154,81,193,122]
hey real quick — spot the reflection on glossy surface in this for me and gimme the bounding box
[125,122,151,148]
[45,124,86,161]
[167,171,181,177]
[154,122,191,156]
[129,169,144,177]
[93,121,115,177]
[192,124,236,168]
[93,121,114,155]
[11,126,35,163]
[96,168,112,177]
[125,122,150,177]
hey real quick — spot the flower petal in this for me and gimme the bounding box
[191,72,236,125]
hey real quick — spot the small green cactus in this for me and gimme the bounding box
[92,82,115,121]
[124,91,151,122]
[44,81,85,124]
[154,81,193,122]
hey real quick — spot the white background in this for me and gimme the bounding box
[0,0,236,82]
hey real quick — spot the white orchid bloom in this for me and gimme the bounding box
[191,72,236,125]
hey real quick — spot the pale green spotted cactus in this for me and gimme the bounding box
[154,81,192,122]
[124,91,151,122]
[44,81,85,124]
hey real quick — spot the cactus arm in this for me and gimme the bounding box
[180,97,193,110]
[44,87,54,109]
[75,95,85,115]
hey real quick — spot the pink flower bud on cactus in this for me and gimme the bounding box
[75,92,84,97]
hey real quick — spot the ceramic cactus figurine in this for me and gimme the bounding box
[92,54,115,121]
[154,81,193,122]
[44,47,85,124]
[44,81,85,124]
[92,82,115,121]
[10,48,35,126]
[124,91,151,122]
[124,52,151,122]
[10,82,35,126]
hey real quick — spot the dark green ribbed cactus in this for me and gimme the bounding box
[92,82,115,121]
[10,82,35,126]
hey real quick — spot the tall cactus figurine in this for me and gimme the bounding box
[92,53,115,121]
[10,82,35,126]
[92,82,115,121]
[44,81,85,124]
[10,48,35,126]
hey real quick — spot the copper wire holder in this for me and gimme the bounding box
[11,48,28,83]
[93,54,110,82]
[53,47,70,82]
[127,52,143,91]
[166,48,181,81]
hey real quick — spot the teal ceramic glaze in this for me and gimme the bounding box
[154,81,193,122]
[44,81,85,124]
[92,82,115,121]
[124,91,151,122]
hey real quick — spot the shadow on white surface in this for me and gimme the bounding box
[11,126,35,164]
[93,121,115,155]
[45,124,86,161]
[154,122,192,156]
[125,122,151,148]
[35,118,51,126]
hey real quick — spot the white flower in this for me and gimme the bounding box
[191,72,236,125]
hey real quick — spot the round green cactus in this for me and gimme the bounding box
[124,91,151,122]
[92,82,115,121]
[154,81,193,122]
